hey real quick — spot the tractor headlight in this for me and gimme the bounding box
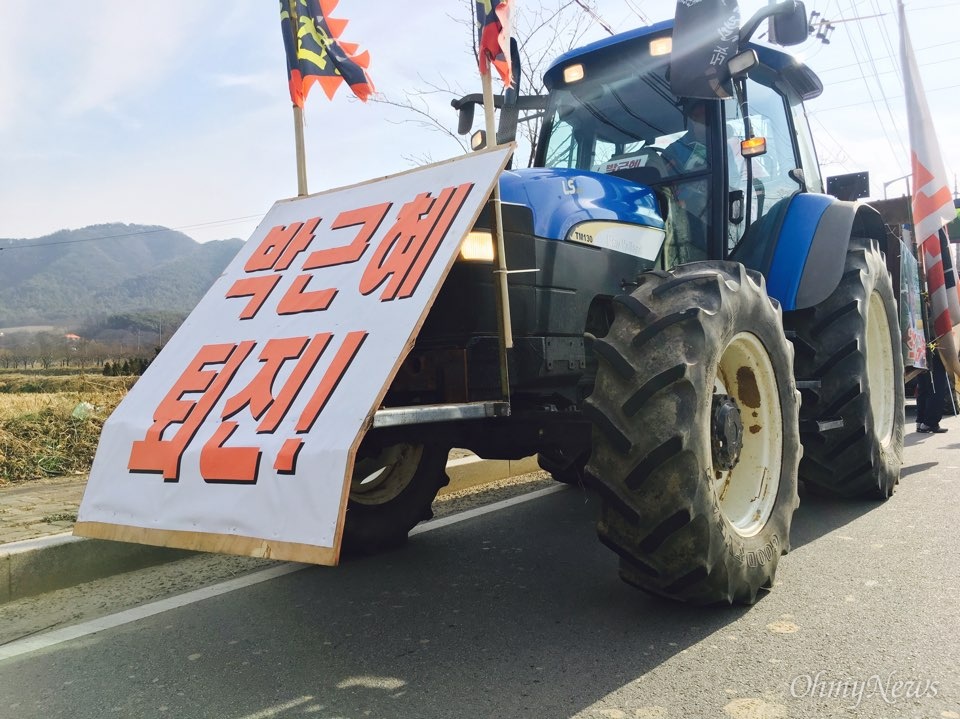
[459,230,495,261]
[649,37,672,56]
[563,63,585,84]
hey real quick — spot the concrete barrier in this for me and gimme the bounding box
[441,454,541,495]
[0,534,193,604]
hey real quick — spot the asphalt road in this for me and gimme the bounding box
[1,416,959,719]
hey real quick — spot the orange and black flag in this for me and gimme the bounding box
[476,0,513,86]
[279,0,374,106]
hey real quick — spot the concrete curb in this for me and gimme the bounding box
[0,534,194,605]
[441,454,541,496]
[0,454,542,604]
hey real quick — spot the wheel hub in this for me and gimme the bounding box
[350,443,422,505]
[711,394,744,471]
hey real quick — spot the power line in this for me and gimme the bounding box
[809,113,858,171]
[0,215,263,252]
[833,0,907,166]
[871,0,902,87]
[809,80,960,112]
[828,52,960,85]
[573,0,615,35]
[905,1,959,10]
[622,0,652,25]
[814,38,955,73]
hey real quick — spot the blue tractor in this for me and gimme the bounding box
[347,1,904,605]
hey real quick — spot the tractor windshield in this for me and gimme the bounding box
[539,63,707,185]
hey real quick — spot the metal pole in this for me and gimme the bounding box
[481,69,514,400]
[883,173,911,200]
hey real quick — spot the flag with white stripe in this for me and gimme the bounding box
[899,0,959,339]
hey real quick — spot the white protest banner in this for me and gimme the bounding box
[74,146,513,564]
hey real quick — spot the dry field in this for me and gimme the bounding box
[0,371,136,485]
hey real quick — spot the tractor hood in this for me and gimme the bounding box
[497,167,664,241]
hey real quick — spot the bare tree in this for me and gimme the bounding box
[373,0,597,167]
[33,332,58,370]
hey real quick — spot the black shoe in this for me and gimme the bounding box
[918,423,948,433]
[931,426,948,433]
[917,424,932,433]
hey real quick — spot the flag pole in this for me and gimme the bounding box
[285,0,309,197]
[481,67,514,401]
[293,105,309,196]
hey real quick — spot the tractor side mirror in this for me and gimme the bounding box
[729,190,745,225]
[769,1,809,46]
[457,103,476,136]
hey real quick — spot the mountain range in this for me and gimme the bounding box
[0,224,244,330]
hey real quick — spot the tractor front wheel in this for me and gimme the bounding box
[342,442,450,555]
[584,262,801,605]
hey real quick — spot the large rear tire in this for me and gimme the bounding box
[342,442,450,555]
[783,236,904,499]
[584,262,801,605]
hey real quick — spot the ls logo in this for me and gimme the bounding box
[562,178,577,195]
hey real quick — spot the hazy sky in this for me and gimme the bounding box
[1,0,955,244]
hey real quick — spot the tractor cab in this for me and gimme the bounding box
[535,22,825,270]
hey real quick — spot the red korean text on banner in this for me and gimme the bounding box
[226,204,386,320]
[128,331,368,484]
[199,330,367,482]
[226,218,320,319]
[128,342,256,481]
[281,203,392,314]
[360,183,474,301]
[226,189,472,317]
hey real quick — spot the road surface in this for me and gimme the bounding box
[1,418,958,718]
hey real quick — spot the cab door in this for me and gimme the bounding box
[723,74,804,258]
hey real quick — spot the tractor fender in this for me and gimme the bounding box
[763,194,886,311]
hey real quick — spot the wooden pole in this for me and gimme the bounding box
[293,105,308,196]
[287,0,308,197]
[481,68,513,400]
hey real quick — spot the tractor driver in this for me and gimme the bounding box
[662,99,710,175]
[659,99,712,266]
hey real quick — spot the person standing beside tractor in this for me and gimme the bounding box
[916,342,950,433]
